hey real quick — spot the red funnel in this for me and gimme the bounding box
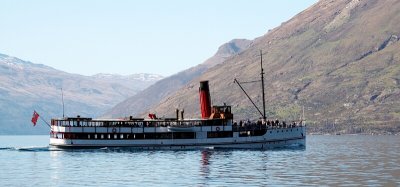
[199,81,211,119]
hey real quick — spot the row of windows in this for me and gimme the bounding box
[207,132,233,138]
[50,128,302,140]
[51,132,196,140]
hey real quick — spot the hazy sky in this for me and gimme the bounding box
[0,0,317,76]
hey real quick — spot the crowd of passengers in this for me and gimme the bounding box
[233,119,302,131]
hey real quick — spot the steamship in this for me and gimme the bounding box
[49,57,306,149]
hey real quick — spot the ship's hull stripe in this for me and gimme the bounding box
[50,136,305,148]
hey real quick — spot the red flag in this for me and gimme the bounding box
[31,111,39,126]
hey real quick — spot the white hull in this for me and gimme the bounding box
[50,126,306,150]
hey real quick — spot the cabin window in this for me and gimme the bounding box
[172,132,196,139]
[88,134,91,139]
[143,133,156,139]
[120,134,124,139]
[155,133,173,139]
[108,134,111,139]
[114,134,117,139]
[95,134,98,139]
[101,134,104,139]
[207,131,233,138]
[133,134,144,139]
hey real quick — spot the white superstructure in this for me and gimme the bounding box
[50,117,305,149]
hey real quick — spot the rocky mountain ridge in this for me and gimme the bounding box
[141,0,400,134]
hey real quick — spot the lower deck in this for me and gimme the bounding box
[50,126,306,149]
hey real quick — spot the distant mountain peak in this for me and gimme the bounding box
[0,54,26,70]
[215,39,252,57]
[128,73,164,81]
[0,53,55,72]
[200,39,252,68]
[92,73,164,82]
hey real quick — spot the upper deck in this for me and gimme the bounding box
[51,117,232,128]
[51,104,234,128]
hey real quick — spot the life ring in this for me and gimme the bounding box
[112,127,117,133]
[216,127,220,131]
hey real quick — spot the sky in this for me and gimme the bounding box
[0,0,317,76]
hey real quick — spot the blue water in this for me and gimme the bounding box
[0,135,399,186]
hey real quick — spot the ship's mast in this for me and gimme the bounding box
[260,50,266,121]
[233,49,267,120]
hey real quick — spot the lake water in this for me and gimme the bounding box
[0,135,399,186]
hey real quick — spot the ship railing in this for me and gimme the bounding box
[51,118,232,128]
[232,122,304,132]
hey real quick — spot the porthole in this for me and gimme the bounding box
[101,134,104,139]
[114,134,117,139]
[95,134,98,139]
[120,134,124,139]
[108,134,111,139]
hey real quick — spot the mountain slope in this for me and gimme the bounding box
[0,54,162,134]
[146,0,400,134]
[104,39,252,118]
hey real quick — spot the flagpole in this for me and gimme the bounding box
[61,88,65,118]
[39,115,51,128]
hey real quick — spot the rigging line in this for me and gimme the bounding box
[39,115,51,128]
[234,78,264,118]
